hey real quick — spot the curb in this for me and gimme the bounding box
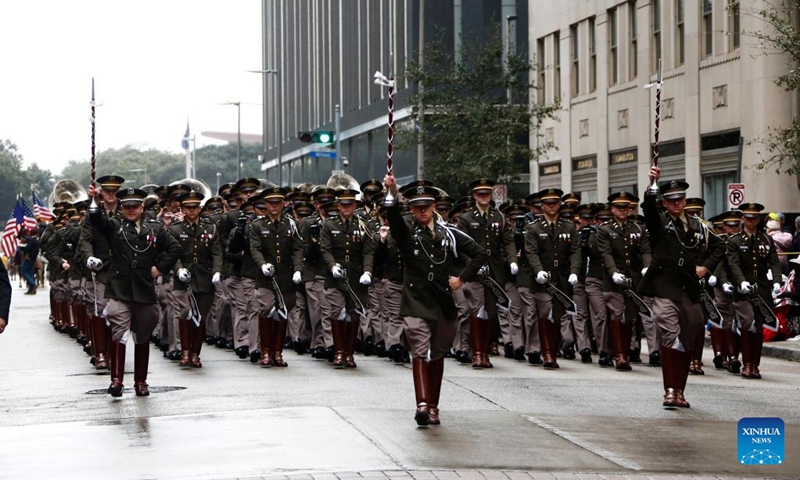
[704,336,800,362]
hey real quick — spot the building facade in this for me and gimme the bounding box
[531,0,800,216]
[259,0,528,188]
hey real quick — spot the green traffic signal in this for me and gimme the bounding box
[297,131,335,144]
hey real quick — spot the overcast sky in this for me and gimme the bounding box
[0,0,263,176]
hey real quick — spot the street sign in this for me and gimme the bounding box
[311,150,336,158]
[728,183,745,209]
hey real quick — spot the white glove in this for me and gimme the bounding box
[86,256,103,272]
[261,263,275,277]
[568,274,579,286]
[331,264,344,279]
[535,271,550,284]
[767,269,773,281]
[177,268,191,283]
[292,271,303,284]
[708,275,718,287]
[477,265,489,277]
[739,281,753,294]
[641,267,648,276]
[211,272,222,285]
[722,283,734,295]
[773,283,782,296]
[509,262,519,275]
[359,272,372,285]
[612,272,627,286]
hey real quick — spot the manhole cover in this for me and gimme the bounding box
[85,386,186,395]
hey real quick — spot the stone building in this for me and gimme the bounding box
[530,0,799,216]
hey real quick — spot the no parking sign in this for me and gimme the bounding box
[728,183,745,210]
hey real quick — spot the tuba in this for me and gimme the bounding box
[48,179,89,210]
[326,172,360,197]
[169,178,213,205]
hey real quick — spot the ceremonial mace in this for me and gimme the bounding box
[374,69,396,201]
[89,78,99,211]
[645,59,664,195]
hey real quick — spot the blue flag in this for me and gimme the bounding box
[181,121,190,150]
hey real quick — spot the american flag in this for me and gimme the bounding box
[1,196,38,259]
[32,190,54,222]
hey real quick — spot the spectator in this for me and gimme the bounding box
[0,256,10,333]
[18,228,40,295]
[767,219,792,275]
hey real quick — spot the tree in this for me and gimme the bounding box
[750,0,800,174]
[0,140,55,216]
[401,24,559,197]
[58,142,265,191]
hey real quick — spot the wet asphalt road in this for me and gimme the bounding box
[0,287,798,479]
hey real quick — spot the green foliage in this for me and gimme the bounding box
[400,24,559,197]
[58,142,265,191]
[749,0,800,174]
[0,140,55,216]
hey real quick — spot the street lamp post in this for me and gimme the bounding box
[225,102,242,180]
[249,69,282,185]
[216,172,221,193]
[129,168,148,185]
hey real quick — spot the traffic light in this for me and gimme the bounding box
[297,131,335,144]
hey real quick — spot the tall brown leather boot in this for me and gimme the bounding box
[724,328,741,374]
[611,319,631,371]
[740,329,754,378]
[259,315,273,367]
[469,315,484,369]
[63,301,75,336]
[345,320,358,368]
[49,290,56,325]
[178,318,191,367]
[550,316,562,367]
[108,341,126,397]
[710,326,726,369]
[412,357,430,426]
[92,315,110,370]
[273,320,289,367]
[539,318,558,369]
[191,320,205,368]
[689,329,705,375]
[675,350,692,408]
[752,328,764,379]
[482,317,494,368]
[660,346,679,407]
[332,319,345,368]
[750,330,763,379]
[133,342,150,396]
[427,357,444,425]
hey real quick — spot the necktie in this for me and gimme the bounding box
[550,222,555,238]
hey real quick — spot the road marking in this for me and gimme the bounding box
[524,416,642,471]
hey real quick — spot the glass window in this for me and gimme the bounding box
[571,23,580,96]
[554,32,561,100]
[703,0,713,58]
[630,1,638,79]
[537,37,546,104]
[652,0,661,72]
[703,172,736,218]
[676,0,685,65]
[729,0,740,50]
[589,17,597,93]
[609,9,618,85]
